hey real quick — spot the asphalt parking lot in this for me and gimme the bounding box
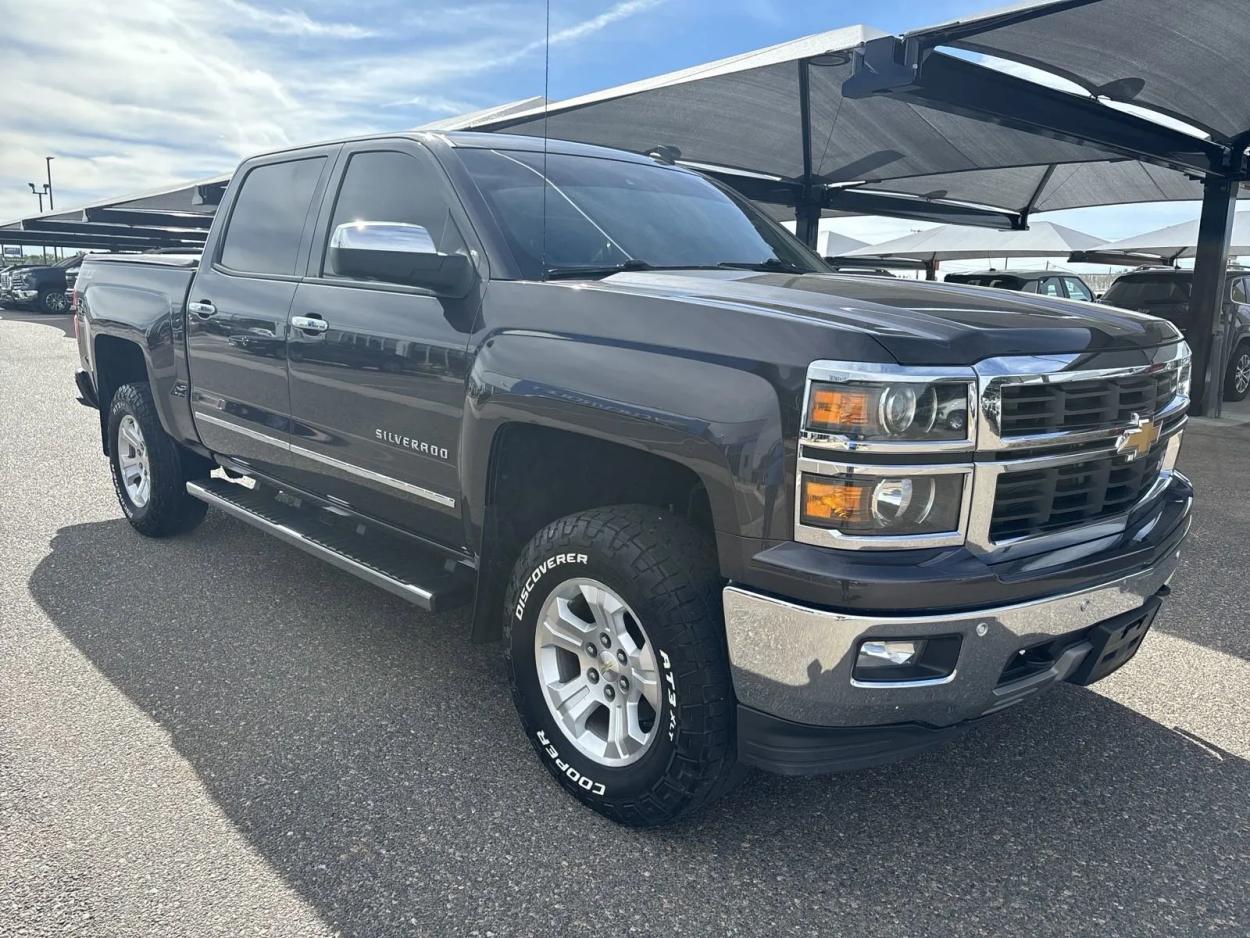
[2,308,1248,937]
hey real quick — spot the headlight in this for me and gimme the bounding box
[806,380,972,442]
[800,471,965,536]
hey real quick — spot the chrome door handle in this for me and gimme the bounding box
[291,315,328,333]
[188,300,216,318]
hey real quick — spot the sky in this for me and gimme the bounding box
[0,0,1214,268]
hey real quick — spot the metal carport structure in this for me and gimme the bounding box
[0,176,225,256]
[7,2,1250,412]
[457,0,1250,415]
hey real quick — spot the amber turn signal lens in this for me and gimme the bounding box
[808,386,871,430]
[802,477,872,524]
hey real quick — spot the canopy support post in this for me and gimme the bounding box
[795,201,821,250]
[1188,175,1238,417]
[924,259,938,281]
[794,57,821,250]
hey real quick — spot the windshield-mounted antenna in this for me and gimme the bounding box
[540,0,551,282]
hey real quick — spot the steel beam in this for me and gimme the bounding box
[825,188,1022,229]
[0,230,198,251]
[22,218,208,241]
[1188,176,1238,417]
[84,207,214,229]
[844,37,1228,178]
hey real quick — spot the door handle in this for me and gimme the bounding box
[188,300,216,318]
[291,314,328,334]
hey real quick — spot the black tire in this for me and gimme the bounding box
[505,505,740,827]
[38,289,69,314]
[1225,342,1250,402]
[107,382,208,537]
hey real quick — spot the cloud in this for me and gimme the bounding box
[219,0,377,39]
[0,0,665,225]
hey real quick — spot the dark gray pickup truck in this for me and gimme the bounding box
[73,131,1193,826]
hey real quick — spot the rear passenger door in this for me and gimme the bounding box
[186,148,336,478]
[283,140,480,548]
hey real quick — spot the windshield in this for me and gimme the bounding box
[458,148,825,279]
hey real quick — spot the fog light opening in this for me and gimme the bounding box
[852,635,962,684]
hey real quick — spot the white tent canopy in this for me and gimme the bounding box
[843,221,1103,262]
[1090,211,1250,263]
[819,230,867,256]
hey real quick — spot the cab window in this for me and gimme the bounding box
[220,157,326,276]
[322,149,467,282]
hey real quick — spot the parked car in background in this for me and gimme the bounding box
[944,268,1096,301]
[1102,266,1250,401]
[0,253,84,313]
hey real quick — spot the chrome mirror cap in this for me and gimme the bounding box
[329,221,437,254]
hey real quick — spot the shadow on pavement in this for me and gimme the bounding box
[30,517,1250,935]
[0,309,76,339]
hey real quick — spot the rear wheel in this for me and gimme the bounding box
[107,382,207,536]
[1225,342,1250,402]
[505,505,740,827]
[38,289,68,314]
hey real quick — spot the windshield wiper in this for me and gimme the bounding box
[544,261,722,280]
[716,259,809,274]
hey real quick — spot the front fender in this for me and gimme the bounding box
[461,330,790,566]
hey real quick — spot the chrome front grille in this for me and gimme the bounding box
[998,370,1179,436]
[990,445,1167,540]
[796,343,1190,555]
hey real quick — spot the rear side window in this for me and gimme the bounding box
[323,149,466,279]
[1102,275,1192,310]
[220,157,326,275]
[1063,277,1093,301]
[1037,277,1064,297]
[1231,278,1248,303]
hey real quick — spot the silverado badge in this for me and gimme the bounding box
[1115,413,1160,462]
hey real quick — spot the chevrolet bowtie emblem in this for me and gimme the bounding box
[1115,414,1160,462]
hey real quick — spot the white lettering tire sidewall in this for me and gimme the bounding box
[508,552,680,803]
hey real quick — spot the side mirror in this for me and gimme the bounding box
[328,221,475,297]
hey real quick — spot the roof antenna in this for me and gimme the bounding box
[540,0,551,282]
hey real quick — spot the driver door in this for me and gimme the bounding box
[283,140,479,547]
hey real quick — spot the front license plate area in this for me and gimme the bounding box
[1067,596,1162,686]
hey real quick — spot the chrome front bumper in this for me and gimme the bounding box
[723,545,1181,729]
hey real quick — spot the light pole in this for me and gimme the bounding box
[45,157,57,258]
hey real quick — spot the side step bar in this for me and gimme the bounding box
[187,479,473,612]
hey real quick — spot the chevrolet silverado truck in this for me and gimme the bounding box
[2,253,82,313]
[73,132,1193,826]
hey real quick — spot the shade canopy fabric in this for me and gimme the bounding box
[460,0,1250,223]
[844,221,1103,262]
[921,0,1250,144]
[818,230,867,256]
[465,25,1132,218]
[1089,211,1250,262]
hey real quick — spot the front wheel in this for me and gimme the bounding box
[505,505,740,827]
[107,382,207,537]
[1225,342,1250,402]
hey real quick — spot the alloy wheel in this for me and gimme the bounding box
[534,577,662,766]
[1235,351,1250,396]
[116,414,151,508]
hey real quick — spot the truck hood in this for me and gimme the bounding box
[594,270,1181,364]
